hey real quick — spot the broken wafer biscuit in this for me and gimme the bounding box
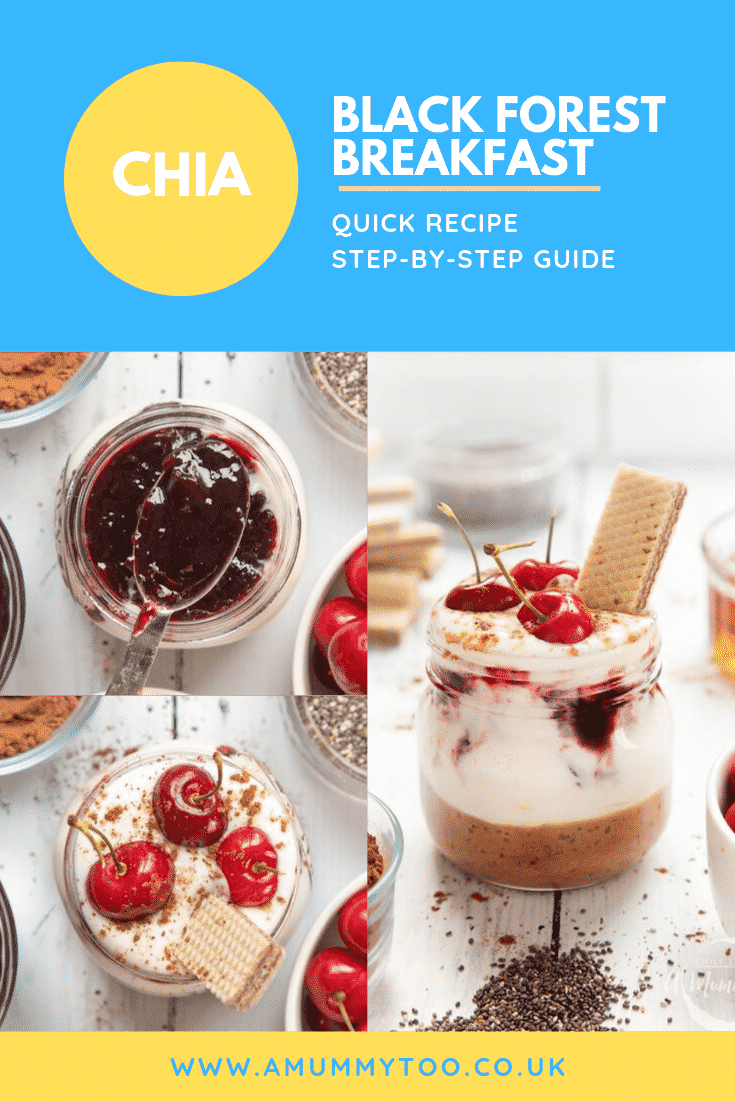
[368,477,416,504]
[369,543,444,579]
[369,521,443,552]
[368,605,418,645]
[174,895,284,1011]
[576,464,687,613]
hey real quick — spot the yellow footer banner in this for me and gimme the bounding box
[0,1032,726,1100]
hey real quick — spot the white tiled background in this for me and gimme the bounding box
[370,352,735,459]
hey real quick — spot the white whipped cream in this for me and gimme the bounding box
[58,743,309,988]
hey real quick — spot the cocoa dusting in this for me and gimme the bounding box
[368,833,384,889]
[0,696,80,758]
[0,352,88,411]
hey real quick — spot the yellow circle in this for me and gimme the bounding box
[65,63,298,296]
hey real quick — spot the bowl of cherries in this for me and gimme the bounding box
[284,874,367,1031]
[293,531,367,695]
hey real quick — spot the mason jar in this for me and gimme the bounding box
[54,742,312,997]
[55,400,306,648]
[418,599,673,890]
[0,518,25,691]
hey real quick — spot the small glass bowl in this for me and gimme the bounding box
[289,353,367,452]
[292,529,366,694]
[283,873,366,1031]
[55,400,306,648]
[281,696,366,802]
[368,792,404,994]
[0,696,100,777]
[54,741,312,998]
[0,518,25,692]
[409,418,569,532]
[0,353,109,429]
[0,879,18,1027]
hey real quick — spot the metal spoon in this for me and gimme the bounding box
[106,438,250,695]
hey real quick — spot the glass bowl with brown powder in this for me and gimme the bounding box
[368,792,403,995]
[289,352,367,451]
[0,352,109,428]
[0,696,100,776]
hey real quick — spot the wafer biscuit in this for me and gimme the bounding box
[174,895,284,1010]
[368,477,416,504]
[368,605,418,645]
[368,544,444,579]
[576,465,687,613]
[368,569,421,608]
[368,521,443,552]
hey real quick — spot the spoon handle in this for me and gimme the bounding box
[106,607,170,696]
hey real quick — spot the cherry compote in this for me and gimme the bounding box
[84,427,278,621]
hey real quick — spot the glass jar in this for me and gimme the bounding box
[54,742,312,998]
[702,509,735,679]
[289,352,367,451]
[0,352,109,429]
[282,696,367,802]
[55,400,306,648]
[367,792,403,994]
[409,419,569,533]
[418,602,673,890]
[0,518,25,691]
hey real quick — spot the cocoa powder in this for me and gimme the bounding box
[0,352,88,411]
[368,833,384,889]
[0,696,80,758]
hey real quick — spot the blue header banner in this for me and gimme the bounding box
[1,0,730,350]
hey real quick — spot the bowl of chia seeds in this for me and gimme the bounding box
[290,352,367,451]
[282,696,366,801]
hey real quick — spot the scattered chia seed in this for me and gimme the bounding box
[412,944,627,1032]
[295,695,367,775]
[304,352,367,421]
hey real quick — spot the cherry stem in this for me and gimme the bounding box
[67,816,126,876]
[545,509,557,564]
[483,543,547,623]
[191,751,223,805]
[252,862,277,875]
[334,991,355,1032]
[437,502,481,585]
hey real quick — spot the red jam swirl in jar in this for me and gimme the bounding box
[83,427,276,621]
[56,402,305,647]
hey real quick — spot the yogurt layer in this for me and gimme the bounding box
[421,589,671,826]
[62,744,308,984]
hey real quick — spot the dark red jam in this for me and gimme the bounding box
[133,439,249,610]
[83,427,278,622]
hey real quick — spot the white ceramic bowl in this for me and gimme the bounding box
[292,530,366,694]
[706,742,735,935]
[284,872,366,1031]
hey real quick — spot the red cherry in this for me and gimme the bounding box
[311,644,344,694]
[517,590,594,644]
[338,889,367,958]
[511,559,580,591]
[152,754,227,847]
[305,947,367,1030]
[87,841,175,921]
[445,571,520,612]
[356,1020,367,1031]
[327,620,367,695]
[216,826,279,906]
[725,804,735,834]
[346,543,367,605]
[725,759,735,811]
[313,597,366,656]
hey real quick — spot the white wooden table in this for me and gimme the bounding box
[369,459,735,1031]
[0,695,365,1030]
[0,352,366,694]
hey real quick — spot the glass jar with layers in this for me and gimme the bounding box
[418,600,674,890]
[55,401,306,648]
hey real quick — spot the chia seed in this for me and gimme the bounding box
[304,352,367,421]
[295,695,367,775]
[413,944,627,1032]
